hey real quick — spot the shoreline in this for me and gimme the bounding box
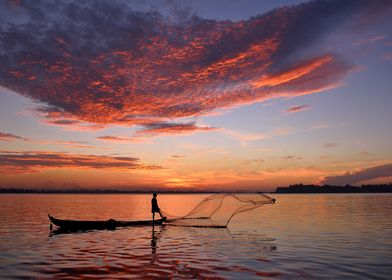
[1,184,392,194]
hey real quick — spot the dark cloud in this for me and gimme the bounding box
[0,0,390,134]
[0,131,96,148]
[285,105,310,114]
[323,143,338,148]
[96,121,215,141]
[0,132,29,141]
[48,119,80,125]
[321,163,392,185]
[0,150,161,174]
[136,122,217,136]
[283,155,302,160]
[241,159,264,165]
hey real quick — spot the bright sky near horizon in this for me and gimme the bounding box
[0,0,391,191]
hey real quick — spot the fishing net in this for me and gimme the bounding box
[161,193,275,228]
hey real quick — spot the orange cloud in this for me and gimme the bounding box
[1,0,381,135]
[251,56,333,88]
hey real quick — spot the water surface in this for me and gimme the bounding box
[0,193,391,279]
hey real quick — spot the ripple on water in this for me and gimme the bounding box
[1,194,392,279]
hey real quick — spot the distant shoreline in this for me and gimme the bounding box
[0,189,270,194]
[274,184,392,194]
[0,184,391,194]
[0,189,223,194]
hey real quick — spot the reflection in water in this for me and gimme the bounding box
[1,194,391,279]
[49,227,117,236]
[42,225,278,279]
[151,224,165,256]
[151,226,157,256]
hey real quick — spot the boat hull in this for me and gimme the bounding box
[48,215,166,230]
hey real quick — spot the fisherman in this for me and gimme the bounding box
[151,192,165,221]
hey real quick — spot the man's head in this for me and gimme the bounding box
[153,192,157,198]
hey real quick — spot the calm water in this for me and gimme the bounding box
[0,193,391,279]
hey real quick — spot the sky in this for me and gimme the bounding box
[0,0,391,191]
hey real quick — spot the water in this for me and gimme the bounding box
[0,193,391,279]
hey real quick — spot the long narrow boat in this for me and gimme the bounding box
[48,215,166,230]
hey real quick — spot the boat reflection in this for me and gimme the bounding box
[49,224,166,237]
[49,227,117,236]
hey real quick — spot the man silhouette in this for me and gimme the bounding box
[151,192,164,221]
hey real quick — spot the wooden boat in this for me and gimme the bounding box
[48,214,166,230]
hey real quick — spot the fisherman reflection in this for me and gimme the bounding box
[150,224,165,263]
[151,225,158,255]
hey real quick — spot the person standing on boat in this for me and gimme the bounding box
[151,192,164,221]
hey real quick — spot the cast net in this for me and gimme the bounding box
[161,193,275,228]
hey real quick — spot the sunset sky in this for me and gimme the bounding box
[0,0,391,191]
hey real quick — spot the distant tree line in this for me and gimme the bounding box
[275,183,392,193]
[0,188,221,194]
[1,184,391,194]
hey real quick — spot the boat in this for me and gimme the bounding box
[48,214,166,230]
